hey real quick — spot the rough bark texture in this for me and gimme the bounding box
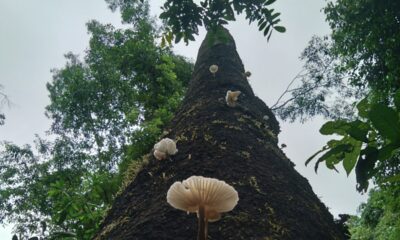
[94,28,345,240]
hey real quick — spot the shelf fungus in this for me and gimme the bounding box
[153,138,178,160]
[225,90,241,107]
[167,176,239,240]
[209,64,219,77]
[244,71,251,77]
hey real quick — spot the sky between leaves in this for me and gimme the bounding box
[0,0,367,238]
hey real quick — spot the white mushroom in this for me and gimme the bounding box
[153,138,178,160]
[263,115,269,121]
[209,64,219,77]
[167,176,239,240]
[225,90,241,107]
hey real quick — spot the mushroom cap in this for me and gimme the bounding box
[153,149,167,160]
[167,176,239,221]
[154,138,178,155]
[226,90,241,101]
[209,64,219,74]
[225,90,241,107]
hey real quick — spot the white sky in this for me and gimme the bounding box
[0,0,367,238]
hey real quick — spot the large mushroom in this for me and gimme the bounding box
[167,176,239,240]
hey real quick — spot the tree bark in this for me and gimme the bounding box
[94,27,345,240]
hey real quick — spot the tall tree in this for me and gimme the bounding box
[0,2,193,239]
[95,27,344,240]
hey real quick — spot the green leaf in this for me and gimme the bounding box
[305,146,328,166]
[320,120,350,135]
[325,155,340,172]
[347,120,370,142]
[377,143,399,160]
[274,26,286,33]
[356,97,370,118]
[355,147,378,192]
[271,12,281,20]
[394,89,400,110]
[343,138,362,175]
[57,210,68,225]
[314,144,351,172]
[175,32,183,44]
[369,103,400,143]
[263,25,271,36]
[265,0,277,5]
[258,21,267,31]
[383,174,400,183]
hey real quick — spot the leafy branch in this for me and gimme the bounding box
[306,90,400,192]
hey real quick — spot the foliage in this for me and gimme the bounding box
[0,1,193,239]
[348,186,400,240]
[325,0,400,100]
[271,36,360,122]
[306,90,400,192]
[106,0,285,44]
[273,0,400,122]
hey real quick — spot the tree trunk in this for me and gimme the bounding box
[94,28,345,240]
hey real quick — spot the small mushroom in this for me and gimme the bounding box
[167,176,239,240]
[263,115,269,121]
[209,64,219,77]
[245,71,251,77]
[280,143,287,149]
[153,138,178,160]
[225,90,241,107]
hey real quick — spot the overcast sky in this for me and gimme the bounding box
[0,0,367,238]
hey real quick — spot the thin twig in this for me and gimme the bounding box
[270,69,305,110]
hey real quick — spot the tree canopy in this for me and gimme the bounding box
[273,0,400,122]
[299,0,400,191]
[0,2,193,239]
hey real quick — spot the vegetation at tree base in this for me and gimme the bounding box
[0,1,193,239]
[106,0,285,44]
[347,186,400,240]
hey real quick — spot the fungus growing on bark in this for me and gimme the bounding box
[209,64,218,77]
[263,115,269,121]
[167,176,239,240]
[225,90,241,107]
[245,71,251,77]
[153,138,178,160]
